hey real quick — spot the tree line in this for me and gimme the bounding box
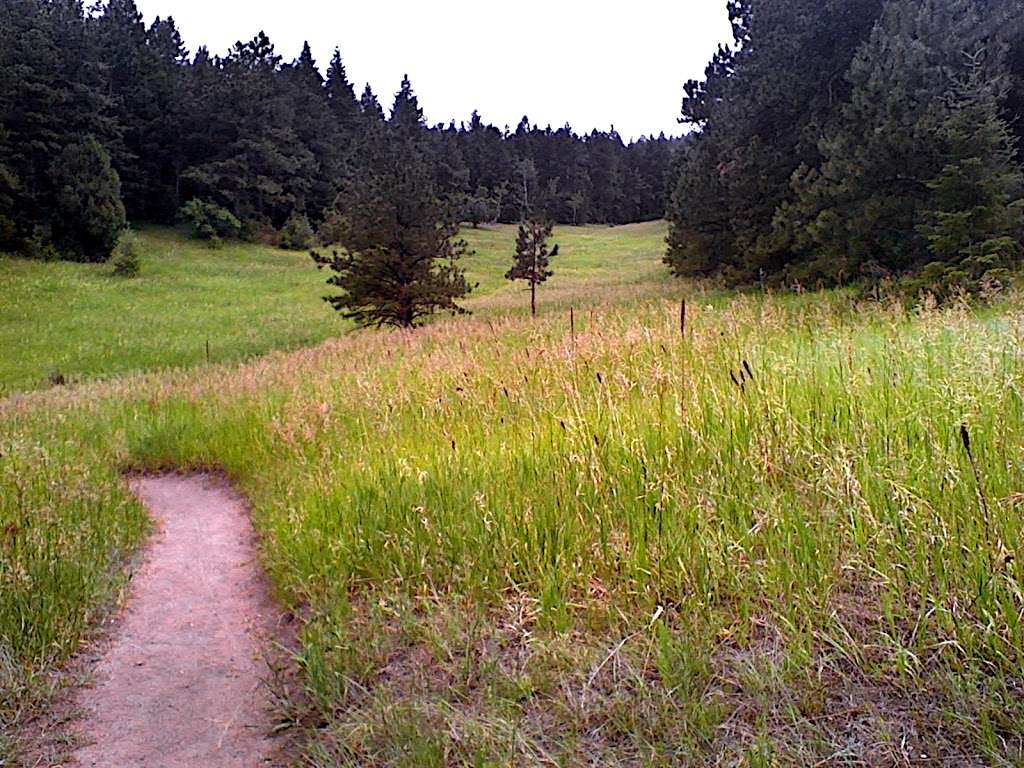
[0,0,676,264]
[667,0,1024,296]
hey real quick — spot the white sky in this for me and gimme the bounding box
[134,1,733,141]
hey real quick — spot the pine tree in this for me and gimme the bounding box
[359,84,386,123]
[92,0,149,214]
[138,16,189,220]
[390,75,425,138]
[506,219,557,317]
[782,0,997,284]
[915,48,1024,294]
[325,49,360,133]
[311,121,473,328]
[279,209,315,250]
[282,42,338,221]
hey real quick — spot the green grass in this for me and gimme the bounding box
[0,229,346,397]
[461,220,667,296]
[0,222,669,397]
[3,225,1024,764]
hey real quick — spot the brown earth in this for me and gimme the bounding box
[66,474,289,768]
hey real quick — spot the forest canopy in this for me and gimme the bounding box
[666,0,1024,294]
[0,0,675,263]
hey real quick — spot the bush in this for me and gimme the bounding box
[317,207,345,246]
[178,199,242,242]
[111,230,141,277]
[897,237,1021,302]
[279,211,315,250]
[24,225,60,261]
[49,136,126,263]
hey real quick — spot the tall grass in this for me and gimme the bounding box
[2,273,1024,762]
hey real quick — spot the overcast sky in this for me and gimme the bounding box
[133,1,732,141]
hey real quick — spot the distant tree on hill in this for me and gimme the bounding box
[178,198,242,244]
[311,120,473,329]
[390,75,425,138]
[325,49,360,132]
[460,187,500,228]
[358,84,386,124]
[282,42,342,221]
[506,219,558,317]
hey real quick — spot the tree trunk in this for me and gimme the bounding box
[531,282,536,318]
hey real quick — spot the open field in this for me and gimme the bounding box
[0,222,668,397]
[3,225,1024,764]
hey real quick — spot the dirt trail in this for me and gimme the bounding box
[70,474,285,767]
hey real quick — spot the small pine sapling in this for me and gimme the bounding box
[506,219,558,317]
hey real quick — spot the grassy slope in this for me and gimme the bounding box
[0,222,667,396]
[3,224,1024,765]
[0,229,345,397]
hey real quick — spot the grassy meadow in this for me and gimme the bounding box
[0,222,667,397]
[4,222,1024,765]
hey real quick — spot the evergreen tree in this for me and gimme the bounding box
[181,32,316,228]
[323,48,360,184]
[390,75,426,138]
[92,0,149,214]
[781,0,998,283]
[282,42,339,220]
[311,123,473,328]
[915,49,1024,294]
[359,84,386,124]
[50,136,127,262]
[666,0,886,282]
[325,49,360,133]
[506,220,558,316]
[138,16,189,220]
[584,130,627,224]
[279,209,316,250]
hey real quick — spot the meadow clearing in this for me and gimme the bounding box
[2,222,1024,765]
[0,222,667,397]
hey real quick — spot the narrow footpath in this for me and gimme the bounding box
[70,474,284,767]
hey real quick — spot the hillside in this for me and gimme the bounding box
[0,222,668,397]
[3,225,1023,764]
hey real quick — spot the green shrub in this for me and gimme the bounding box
[178,199,242,242]
[23,225,60,261]
[279,210,315,250]
[111,230,141,277]
[896,238,1021,302]
[317,207,345,246]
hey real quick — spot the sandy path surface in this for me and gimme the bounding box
[70,474,283,767]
